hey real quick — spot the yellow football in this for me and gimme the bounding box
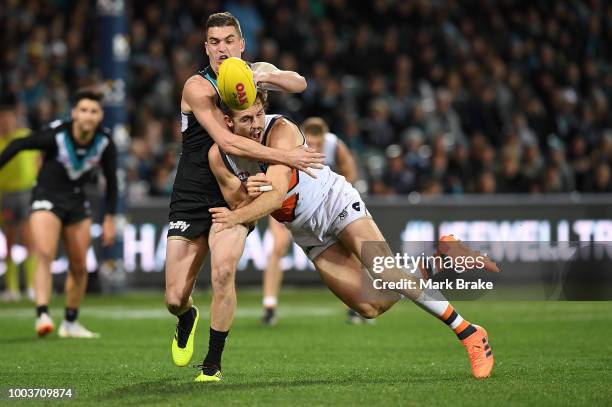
[217,57,257,110]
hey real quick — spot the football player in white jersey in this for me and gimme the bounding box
[261,117,360,325]
[208,92,499,379]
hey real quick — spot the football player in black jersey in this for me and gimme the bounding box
[165,12,323,382]
[0,89,117,338]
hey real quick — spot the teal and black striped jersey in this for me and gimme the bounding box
[0,120,117,213]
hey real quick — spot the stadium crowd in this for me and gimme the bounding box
[1,0,611,198]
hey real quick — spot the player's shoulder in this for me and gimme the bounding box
[97,126,114,142]
[268,116,296,136]
[44,119,68,132]
[36,120,68,139]
[184,74,216,96]
[267,116,301,148]
[269,115,296,131]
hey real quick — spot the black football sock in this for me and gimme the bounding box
[176,307,196,348]
[65,307,79,322]
[203,327,229,369]
[36,305,49,317]
[178,306,196,327]
[264,307,275,319]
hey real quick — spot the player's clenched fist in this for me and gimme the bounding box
[246,172,272,197]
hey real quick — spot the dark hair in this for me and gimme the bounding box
[74,89,104,105]
[205,12,242,38]
[219,90,268,118]
[301,117,329,137]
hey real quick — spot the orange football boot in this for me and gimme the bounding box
[461,324,494,378]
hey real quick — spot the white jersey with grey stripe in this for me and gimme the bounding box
[220,114,336,228]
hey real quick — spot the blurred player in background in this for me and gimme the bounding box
[210,92,498,379]
[0,94,38,302]
[0,89,117,338]
[261,117,360,325]
[163,12,322,382]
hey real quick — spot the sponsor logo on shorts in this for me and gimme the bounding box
[352,202,361,211]
[338,209,348,220]
[32,200,54,211]
[169,221,191,232]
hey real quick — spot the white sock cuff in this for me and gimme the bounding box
[415,291,449,317]
[263,296,278,308]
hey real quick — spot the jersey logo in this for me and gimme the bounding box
[338,209,348,220]
[32,200,54,211]
[55,132,109,180]
[169,221,191,232]
[352,202,361,211]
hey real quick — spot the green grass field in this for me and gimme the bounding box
[1,289,611,406]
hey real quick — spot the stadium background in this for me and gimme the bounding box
[0,0,610,284]
[1,1,612,405]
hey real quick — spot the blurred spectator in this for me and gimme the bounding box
[382,144,415,194]
[497,150,527,193]
[476,171,497,194]
[592,162,612,193]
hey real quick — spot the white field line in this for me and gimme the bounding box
[0,305,339,320]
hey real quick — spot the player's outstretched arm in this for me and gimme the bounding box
[0,131,53,168]
[251,62,307,93]
[184,77,322,176]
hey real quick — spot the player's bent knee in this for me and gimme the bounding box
[165,290,190,314]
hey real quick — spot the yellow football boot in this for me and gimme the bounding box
[194,365,222,382]
[171,306,199,367]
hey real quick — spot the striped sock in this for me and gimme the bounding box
[439,304,477,340]
[412,290,477,340]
